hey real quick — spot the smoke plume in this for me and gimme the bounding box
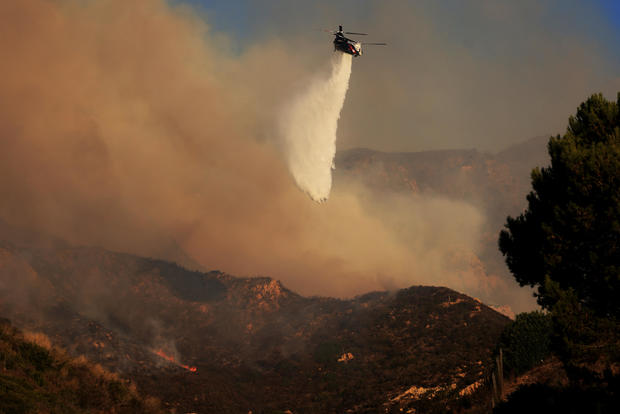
[0,0,539,314]
[279,53,352,202]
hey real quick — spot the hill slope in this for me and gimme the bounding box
[0,318,162,413]
[0,238,510,413]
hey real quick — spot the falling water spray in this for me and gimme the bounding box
[280,53,353,202]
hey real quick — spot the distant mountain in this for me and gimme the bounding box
[0,237,509,413]
[335,136,549,222]
[335,136,549,306]
[495,136,550,169]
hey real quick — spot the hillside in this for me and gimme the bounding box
[0,237,510,413]
[0,318,162,413]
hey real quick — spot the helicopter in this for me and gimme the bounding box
[328,25,386,57]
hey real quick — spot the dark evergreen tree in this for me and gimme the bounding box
[496,311,552,376]
[499,93,620,318]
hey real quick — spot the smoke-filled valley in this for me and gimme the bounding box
[1,0,619,412]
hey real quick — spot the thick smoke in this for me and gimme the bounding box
[280,53,352,202]
[0,0,538,314]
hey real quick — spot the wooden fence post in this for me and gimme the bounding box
[498,348,504,398]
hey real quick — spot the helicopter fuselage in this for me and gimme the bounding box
[329,26,384,57]
[333,34,362,57]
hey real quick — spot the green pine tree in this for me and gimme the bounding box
[499,92,620,318]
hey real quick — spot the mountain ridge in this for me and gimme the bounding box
[0,236,509,413]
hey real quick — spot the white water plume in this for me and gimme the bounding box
[280,53,353,202]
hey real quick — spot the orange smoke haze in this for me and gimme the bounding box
[0,0,534,312]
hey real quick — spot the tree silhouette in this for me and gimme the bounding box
[499,93,620,318]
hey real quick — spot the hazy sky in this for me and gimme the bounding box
[183,0,620,152]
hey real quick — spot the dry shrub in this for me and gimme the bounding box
[90,362,119,382]
[22,330,52,350]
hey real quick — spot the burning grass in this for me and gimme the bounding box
[152,348,197,373]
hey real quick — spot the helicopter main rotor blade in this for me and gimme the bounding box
[345,32,368,35]
[362,42,387,45]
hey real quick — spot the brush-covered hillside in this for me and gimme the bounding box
[0,318,162,413]
[0,232,510,413]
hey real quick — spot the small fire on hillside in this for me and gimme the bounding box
[153,348,197,373]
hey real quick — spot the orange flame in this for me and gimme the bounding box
[153,349,197,373]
